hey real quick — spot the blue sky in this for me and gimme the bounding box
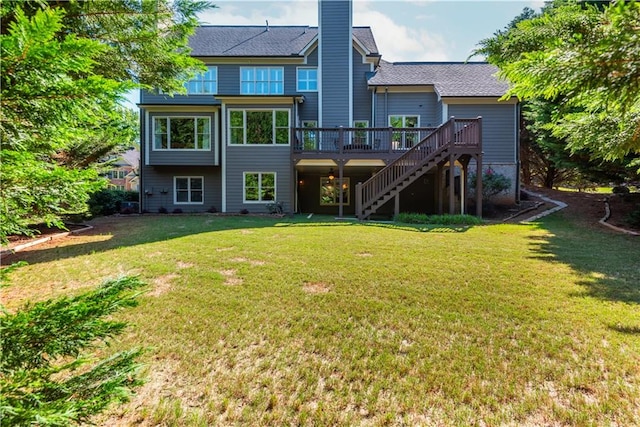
[125,0,542,106]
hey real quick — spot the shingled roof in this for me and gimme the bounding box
[189,26,379,57]
[368,61,510,97]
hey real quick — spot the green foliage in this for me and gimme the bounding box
[477,1,640,165]
[469,167,512,203]
[394,212,483,225]
[0,1,213,242]
[0,275,146,426]
[88,189,139,217]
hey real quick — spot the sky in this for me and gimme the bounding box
[125,0,543,106]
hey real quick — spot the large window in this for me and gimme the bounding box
[297,67,317,92]
[229,110,289,145]
[153,117,211,150]
[389,115,419,149]
[244,172,276,202]
[174,176,204,204]
[320,177,349,206]
[240,67,284,95]
[185,66,217,94]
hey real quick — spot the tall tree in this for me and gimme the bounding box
[476,1,640,170]
[0,0,213,241]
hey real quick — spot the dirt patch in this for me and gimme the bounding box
[303,281,331,294]
[150,274,178,297]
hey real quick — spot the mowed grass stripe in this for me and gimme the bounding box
[3,215,639,426]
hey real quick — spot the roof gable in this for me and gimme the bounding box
[189,26,378,57]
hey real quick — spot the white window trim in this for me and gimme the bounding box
[296,67,318,92]
[173,176,204,205]
[320,177,350,206]
[388,115,420,127]
[185,66,218,95]
[228,109,290,146]
[152,116,212,151]
[240,66,284,95]
[243,172,277,203]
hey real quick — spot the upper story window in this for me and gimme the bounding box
[297,67,317,92]
[185,66,217,94]
[153,116,211,150]
[229,109,289,145]
[240,67,284,95]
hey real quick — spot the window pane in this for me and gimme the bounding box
[275,128,289,144]
[154,118,168,149]
[170,118,196,149]
[190,178,203,190]
[191,191,203,202]
[390,116,403,128]
[176,178,189,190]
[176,191,189,202]
[275,111,288,126]
[230,128,244,144]
[230,111,244,127]
[406,116,418,128]
[246,111,272,144]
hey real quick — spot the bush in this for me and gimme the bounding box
[207,206,218,213]
[395,212,483,225]
[469,167,511,203]
[626,205,640,227]
[0,272,146,426]
[266,201,284,214]
[158,207,168,214]
[88,189,139,216]
[172,208,183,214]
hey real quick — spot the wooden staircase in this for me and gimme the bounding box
[355,117,482,220]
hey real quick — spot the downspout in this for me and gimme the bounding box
[515,101,521,204]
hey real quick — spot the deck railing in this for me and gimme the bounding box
[356,117,482,218]
[292,127,437,153]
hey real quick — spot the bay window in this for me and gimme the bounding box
[229,109,290,145]
[153,117,211,150]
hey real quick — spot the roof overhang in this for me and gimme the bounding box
[440,96,518,105]
[216,95,304,105]
[192,56,307,65]
[369,85,435,93]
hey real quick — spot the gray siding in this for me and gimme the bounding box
[319,0,351,127]
[225,146,293,213]
[141,89,221,106]
[373,92,439,127]
[145,111,218,166]
[297,48,319,124]
[141,166,222,213]
[447,103,517,163]
[353,48,372,124]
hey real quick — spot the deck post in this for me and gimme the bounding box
[338,161,344,218]
[448,154,455,215]
[476,153,483,218]
[394,192,400,217]
[355,182,362,219]
[437,163,443,215]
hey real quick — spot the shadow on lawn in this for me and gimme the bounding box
[2,214,473,268]
[528,216,640,307]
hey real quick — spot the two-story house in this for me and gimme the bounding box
[139,0,518,218]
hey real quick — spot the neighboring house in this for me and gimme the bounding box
[107,149,140,192]
[139,0,518,218]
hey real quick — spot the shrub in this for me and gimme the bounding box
[626,205,640,227]
[207,206,218,213]
[88,189,139,217]
[158,207,168,214]
[172,208,183,214]
[612,185,630,194]
[469,167,511,203]
[394,212,483,225]
[0,273,146,426]
[240,209,249,215]
[266,201,284,215]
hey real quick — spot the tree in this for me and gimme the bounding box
[477,1,640,166]
[0,273,147,426]
[0,1,213,241]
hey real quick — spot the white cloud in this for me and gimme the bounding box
[354,2,452,61]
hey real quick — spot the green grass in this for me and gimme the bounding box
[3,214,639,426]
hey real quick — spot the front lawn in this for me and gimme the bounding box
[3,214,639,425]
